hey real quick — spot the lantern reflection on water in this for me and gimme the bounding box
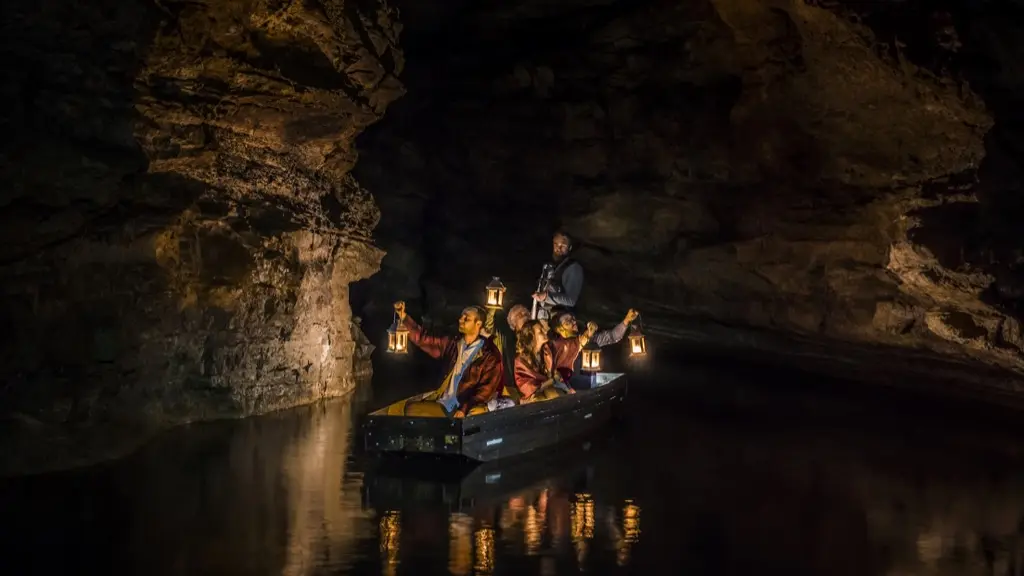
[449,513,473,576]
[379,510,401,576]
[525,505,541,555]
[617,500,642,566]
[571,493,596,565]
[386,314,408,354]
[484,276,506,310]
[474,526,496,574]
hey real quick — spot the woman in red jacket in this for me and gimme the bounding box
[513,320,575,402]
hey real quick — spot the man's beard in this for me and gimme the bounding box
[552,252,565,263]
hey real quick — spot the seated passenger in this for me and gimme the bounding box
[482,303,531,404]
[393,301,503,418]
[545,308,639,378]
[514,320,576,402]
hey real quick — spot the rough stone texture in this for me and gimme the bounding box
[354,0,1024,389]
[0,0,403,475]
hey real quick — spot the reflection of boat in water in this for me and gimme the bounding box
[367,432,644,574]
[360,429,617,513]
[361,372,628,462]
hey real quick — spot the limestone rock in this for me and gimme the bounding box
[0,0,402,473]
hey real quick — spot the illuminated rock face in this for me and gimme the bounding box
[0,0,402,471]
[356,0,1024,387]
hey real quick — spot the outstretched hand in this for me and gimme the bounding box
[393,301,406,321]
[623,308,640,325]
[585,321,598,338]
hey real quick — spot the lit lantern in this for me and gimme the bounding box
[386,315,409,354]
[628,325,647,358]
[485,276,506,310]
[580,339,601,373]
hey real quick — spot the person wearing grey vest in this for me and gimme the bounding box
[532,231,584,320]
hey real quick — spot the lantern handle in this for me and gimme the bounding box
[631,311,643,331]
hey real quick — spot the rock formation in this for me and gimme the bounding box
[0,0,403,474]
[355,0,1024,391]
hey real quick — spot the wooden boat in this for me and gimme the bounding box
[361,372,628,462]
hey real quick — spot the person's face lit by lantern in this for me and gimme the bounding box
[556,313,578,337]
[552,233,572,262]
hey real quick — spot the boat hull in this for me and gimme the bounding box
[362,372,628,462]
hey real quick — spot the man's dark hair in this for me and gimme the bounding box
[553,230,574,249]
[464,305,487,322]
[551,309,576,326]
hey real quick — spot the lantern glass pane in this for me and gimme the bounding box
[630,335,645,354]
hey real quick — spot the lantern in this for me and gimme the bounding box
[580,339,602,373]
[386,315,409,354]
[485,276,506,310]
[627,325,647,358]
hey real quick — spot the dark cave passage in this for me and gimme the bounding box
[350,0,1024,394]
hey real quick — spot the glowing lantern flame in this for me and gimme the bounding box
[386,315,408,354]
[580,339,601,372]
[628,325,647,358]
[485,276,506,310]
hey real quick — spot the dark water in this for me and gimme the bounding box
[4,355,1024,576]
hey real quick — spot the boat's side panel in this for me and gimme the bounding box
[362,373,628,460]
[460,376,627,461]
[363,415,463,456]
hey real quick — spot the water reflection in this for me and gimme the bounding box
[4,366,1024,575]
[448,513,473,575]
[473,525,496,574]
[280,396,365,575]
[364,482,642,574]
[378,511,401,576]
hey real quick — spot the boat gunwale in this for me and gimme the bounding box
[364,372,628,432]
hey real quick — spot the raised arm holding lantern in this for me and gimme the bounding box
[391,301,503,419]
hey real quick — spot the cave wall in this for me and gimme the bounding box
[355,0,1024,382]
[0,0,403,465]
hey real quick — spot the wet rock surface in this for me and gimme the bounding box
[354,0,1024,387]
[0,0,402,475]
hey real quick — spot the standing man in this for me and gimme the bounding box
[532,231,584,320]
